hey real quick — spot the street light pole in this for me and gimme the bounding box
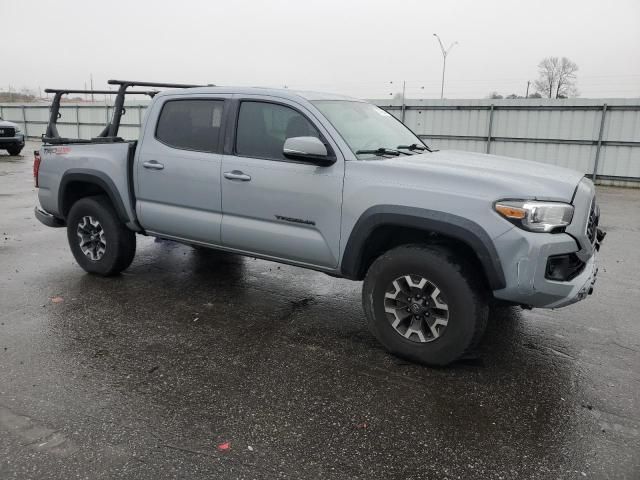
[433,34,458,99]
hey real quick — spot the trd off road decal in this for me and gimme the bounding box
[42,146,71,155]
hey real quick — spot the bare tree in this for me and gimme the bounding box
[534,57,559,98]
[555,57,579,98]
[534,56,579,98]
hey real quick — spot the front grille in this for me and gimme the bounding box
[0,127,15,137]
[586,198,599,244]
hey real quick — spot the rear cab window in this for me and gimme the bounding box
[155,99,224,153]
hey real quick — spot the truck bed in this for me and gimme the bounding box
[37,140,140,231]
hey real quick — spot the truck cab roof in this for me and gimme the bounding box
[154,86,363,103]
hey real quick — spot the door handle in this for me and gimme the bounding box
[223,170,251,181]
[143,160,164,170]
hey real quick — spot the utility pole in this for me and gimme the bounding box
[433,33,458,99]
[525,80,530,98]
[401,80,406,122]
[90,74,94,102]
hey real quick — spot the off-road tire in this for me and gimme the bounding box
[362,244,488,366]
[7,146,22,156]
[67,195,136,276]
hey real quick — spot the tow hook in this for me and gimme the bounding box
[595,228,606,251]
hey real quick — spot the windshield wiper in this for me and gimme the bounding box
[396,143,433,153]
[355,147,409,157]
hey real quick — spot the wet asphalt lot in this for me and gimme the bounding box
[1,142,639,479]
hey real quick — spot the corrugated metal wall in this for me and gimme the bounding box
[0,102,150,142]
[2,98,639,186]
[372,98,640,187]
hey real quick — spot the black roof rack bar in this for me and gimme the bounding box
[106,80,206,136]
[44,88,159,139]
[107,79,205,89]
[44,88,158,95]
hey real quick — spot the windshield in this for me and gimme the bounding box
[312,100,426,158]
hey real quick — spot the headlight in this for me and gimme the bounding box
[14,127,22,134]
[494,200,573,232]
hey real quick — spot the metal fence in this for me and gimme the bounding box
[2,98,639,186]
[0,101,151,144]
[373,98,640,187]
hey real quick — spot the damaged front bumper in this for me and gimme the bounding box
[492,226,605,309]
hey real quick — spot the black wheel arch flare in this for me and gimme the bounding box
[340,205,507,291]
[58,169,130,224]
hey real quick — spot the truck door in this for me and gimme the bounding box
[220,97,344,268]
[135,95,228,244]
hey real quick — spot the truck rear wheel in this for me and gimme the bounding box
[66,195,136,276]
[362,244,488,366]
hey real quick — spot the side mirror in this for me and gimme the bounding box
[283,136,335,166]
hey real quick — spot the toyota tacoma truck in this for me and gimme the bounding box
[0,117,25,155]
[33,79,604,366]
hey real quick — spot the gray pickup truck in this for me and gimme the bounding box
[34,79,604,366]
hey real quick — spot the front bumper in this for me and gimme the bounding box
[543,252,599,309]
[492,225,604,309]
[35,206,66,228]
[0,134,25,146]
[492,177,604,309]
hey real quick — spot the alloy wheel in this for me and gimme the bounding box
[77,216,107,261]
[384,274,449,343]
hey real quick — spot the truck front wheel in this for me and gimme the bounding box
[362,244,488,366]
[7,145,23,156]
[66,196,136,276]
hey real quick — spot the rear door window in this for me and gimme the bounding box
[156,100,224,153]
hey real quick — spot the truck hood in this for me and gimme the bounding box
[386,150,584,202]
[0,119,19,128]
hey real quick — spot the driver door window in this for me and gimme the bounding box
[235,101,320,161]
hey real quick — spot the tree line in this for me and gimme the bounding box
[0,88,38,103]
[488,56,579,99]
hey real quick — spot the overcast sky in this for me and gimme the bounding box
[2,0,639,99]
